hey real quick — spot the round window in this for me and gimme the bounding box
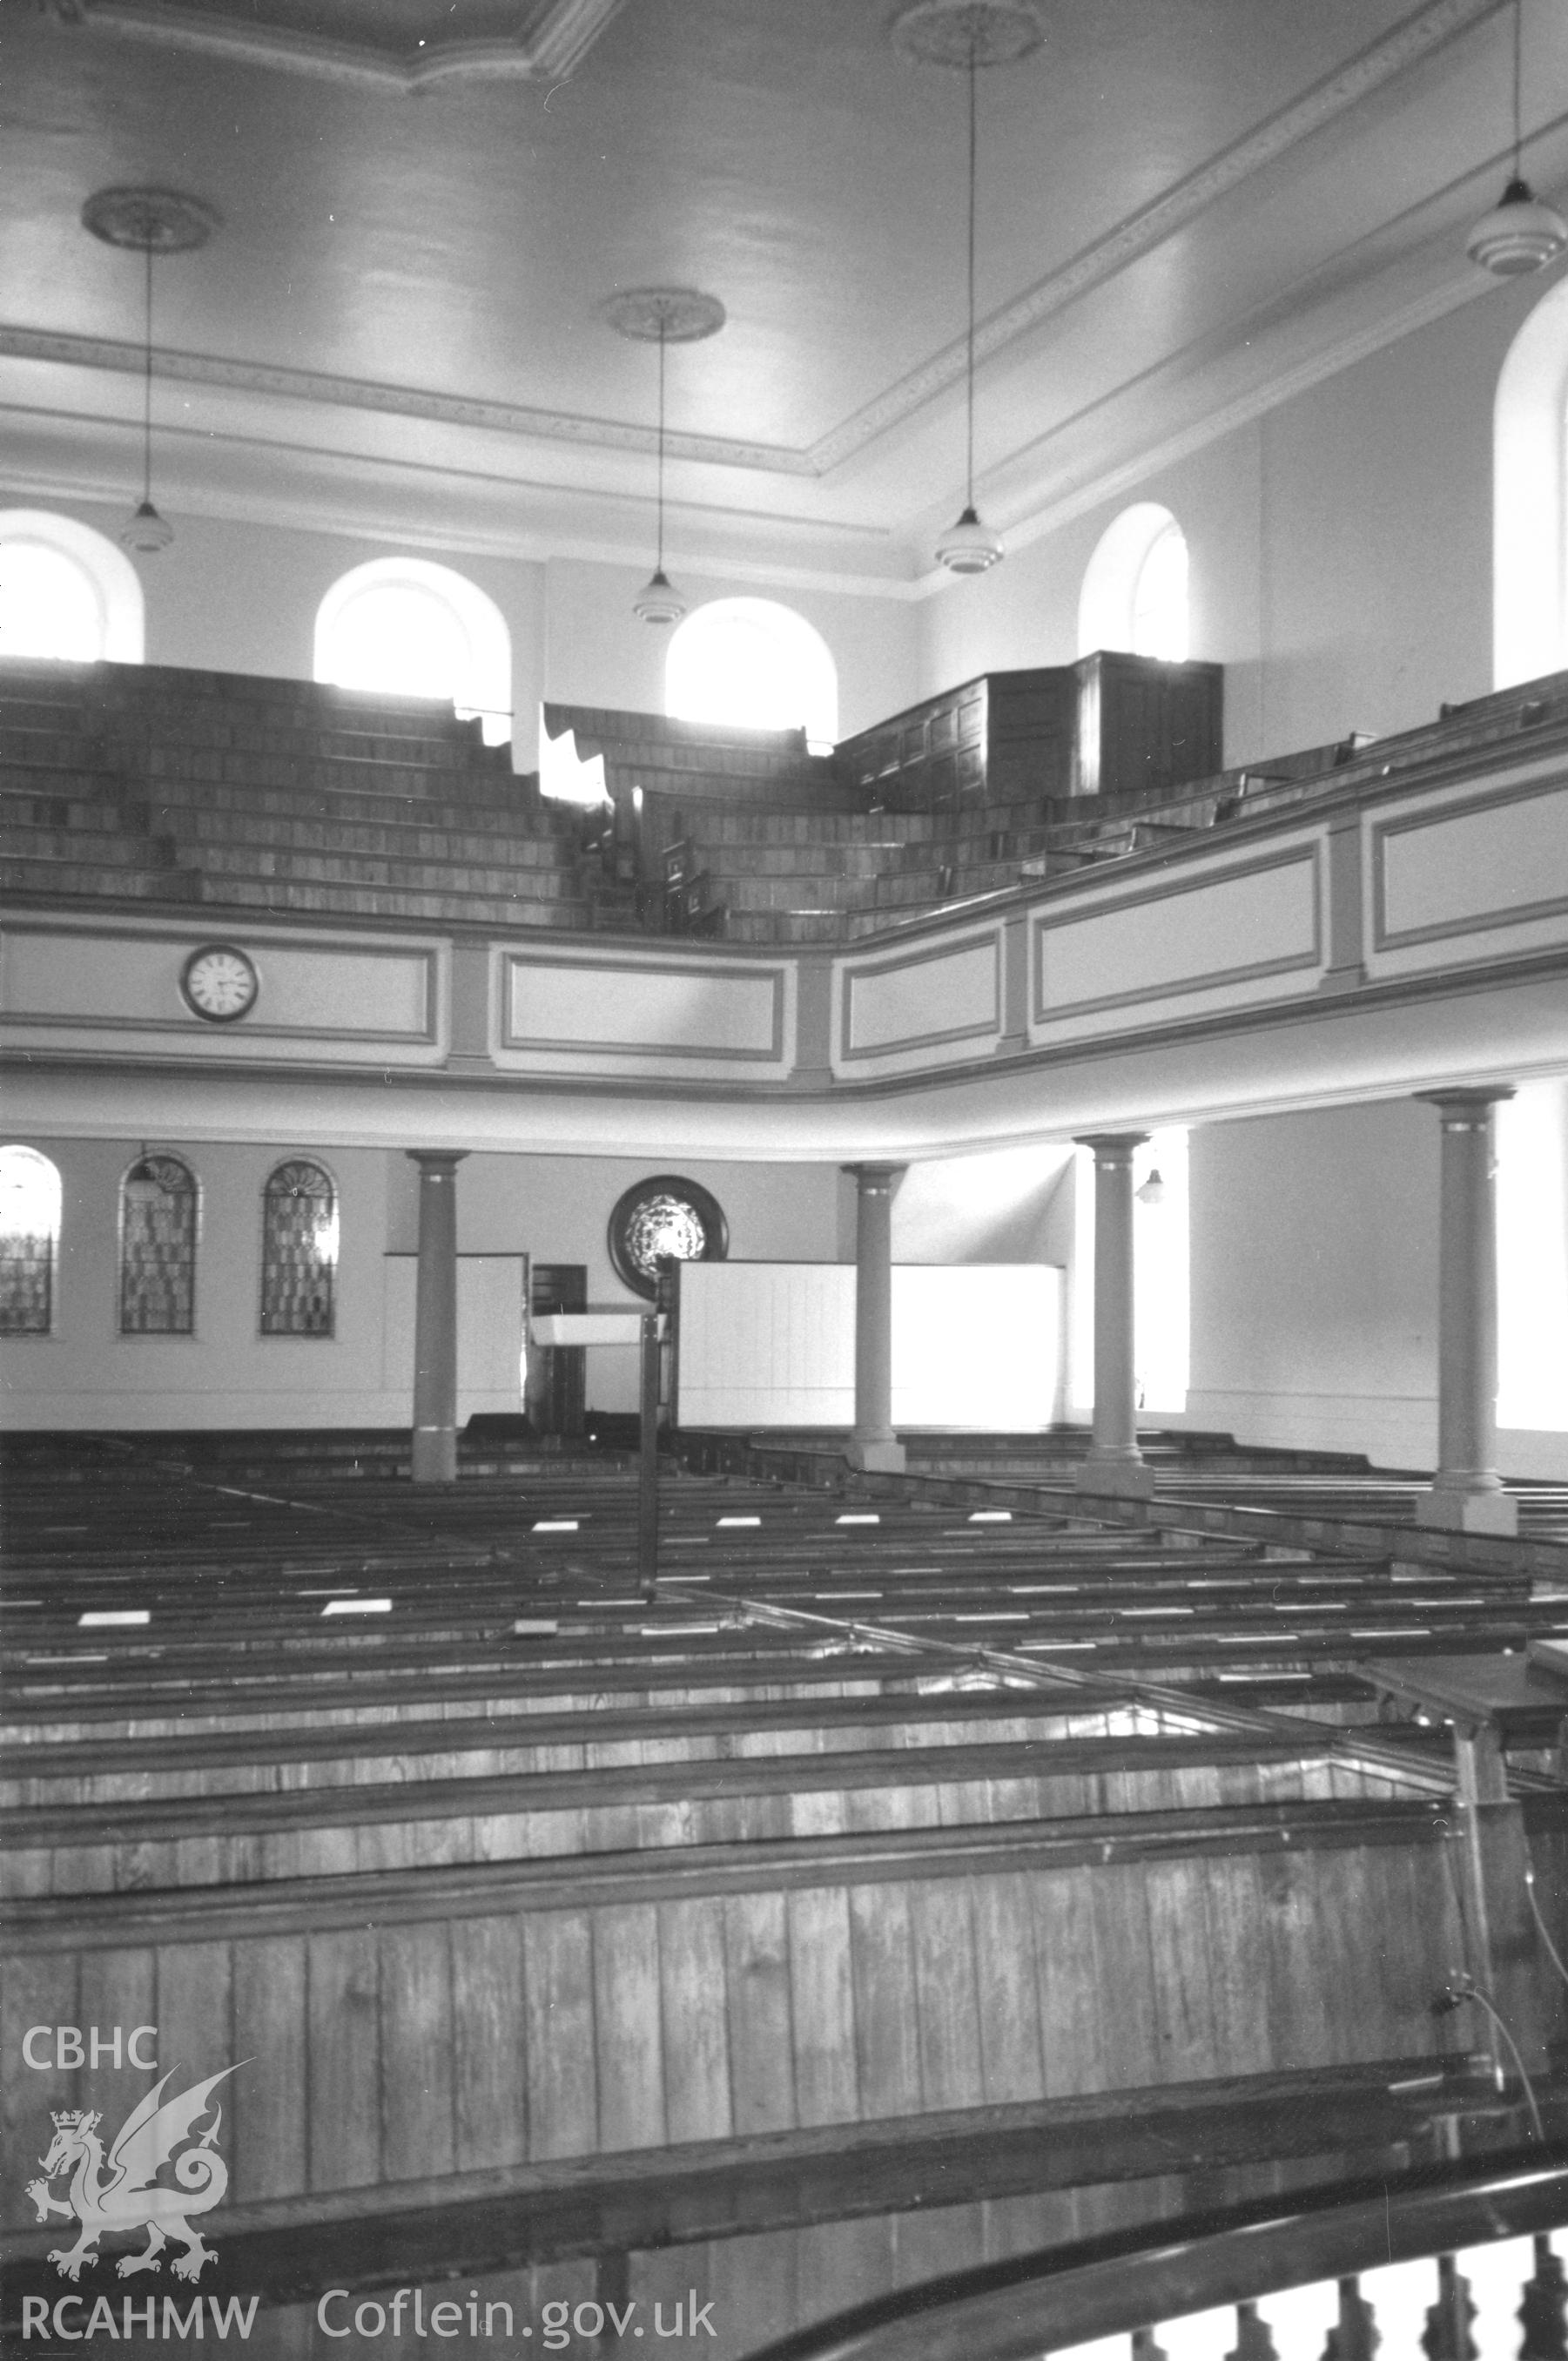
[608,1175,729,1299]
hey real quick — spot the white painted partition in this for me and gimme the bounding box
[676,1262,1062,1430]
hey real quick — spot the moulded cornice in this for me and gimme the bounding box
[28,0,1510,489]
[39,0,632,90]
[0,326,814,478]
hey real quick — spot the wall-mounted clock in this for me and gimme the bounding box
[180,943,259,1024]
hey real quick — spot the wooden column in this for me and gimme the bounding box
[1075,1131,1155,1500]
[407,1150,467,1484]
[843,1162,906,1474]
[1415,1088,1517,1535]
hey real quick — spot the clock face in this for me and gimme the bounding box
[180,944,259,1023]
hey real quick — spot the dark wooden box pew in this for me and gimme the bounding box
[2,1792,1520,2233]
[2,2055,1538,2360]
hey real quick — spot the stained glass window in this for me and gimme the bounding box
[0,1144,62,1335]
[119,1154,198,1335]
[260,1160,338,1337]
[607,1175,728,1300]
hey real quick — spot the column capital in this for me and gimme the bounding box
[841,1162,907,1191]
[1073,1131,1149,1160]
[406,1149,470,1174]
[1416,1087,1515,1123]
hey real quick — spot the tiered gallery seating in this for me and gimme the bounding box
[3,1432,1565,2354]
[10,652,1568,951]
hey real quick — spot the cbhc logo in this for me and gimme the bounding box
[23,2027,158,2070]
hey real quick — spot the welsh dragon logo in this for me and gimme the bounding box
[25,2064,240,2283]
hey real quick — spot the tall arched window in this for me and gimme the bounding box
[0,1145,63,1335]
[0,511,145,664]
[314,558,513,745]
[666,599,838,752]
[1078,503,1190,663]
[119,1153,198,1335]
[1493,273,1568,687]
[260,1160,338,1337]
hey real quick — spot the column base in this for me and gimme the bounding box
[1415,1486,1518,1536]
[845,1437,907,1474]
[411,1428,458,1484]
[1075,1455,1156,1501]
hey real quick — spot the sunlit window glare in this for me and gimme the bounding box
[314,560,513,745]
[1131,522,1189,662]
[320,584,472,705]
[0,543,104,663]
[667,599,838,752]
[0,1144,63,1238]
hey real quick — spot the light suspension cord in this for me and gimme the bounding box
[655,321,668,576]
[141,239,155,508]
[1512,0,1524,178]
[964,35,979,509]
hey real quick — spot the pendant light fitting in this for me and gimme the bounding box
[83,187,219,556]
[892,2,1043,577]
[1466,0,1566,276]
[601,287,726,626]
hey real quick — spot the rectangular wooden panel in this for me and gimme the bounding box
[786,1884,858,2126]
[452,1914,527,2172]
[593,1902,667,2151]
[659,1894,733,2145]
[232,1934,306,2202]
[306,1927,381,2190]
[522,1911,598,2161]
[380,1921,456,2181]
[723,1890,797,2135]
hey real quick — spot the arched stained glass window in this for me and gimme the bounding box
[0,1144,62,1334]
[119,1153,198,1335]
[260,1159,338,1337]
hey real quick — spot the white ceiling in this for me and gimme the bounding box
[3,0,1567,589]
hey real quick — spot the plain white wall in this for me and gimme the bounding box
[919,274,1549,769]
[1180,1099,1568,1481]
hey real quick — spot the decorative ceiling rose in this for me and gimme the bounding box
[81,186,220,255]
[1466,0,1567,277]
[604,287,725,625]
[600,288,727,345]
[84,186,218,557]
[888,0,1043,71]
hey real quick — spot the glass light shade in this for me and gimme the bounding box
[121,499,174,554]
[1466,177,1568,276]
[1135,1170,1167,1206]
[936,504,1004,576]
[633,566,686,625]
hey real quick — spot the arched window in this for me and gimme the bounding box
[1078,503,1190,663]
[260,1160,338,1337]
[314,558,513,745]
[1493,273,1568,686]
[0,1145,63,1334]
[666,599,838,752]
[119,1152,198,1335]
[0,511,145,664]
